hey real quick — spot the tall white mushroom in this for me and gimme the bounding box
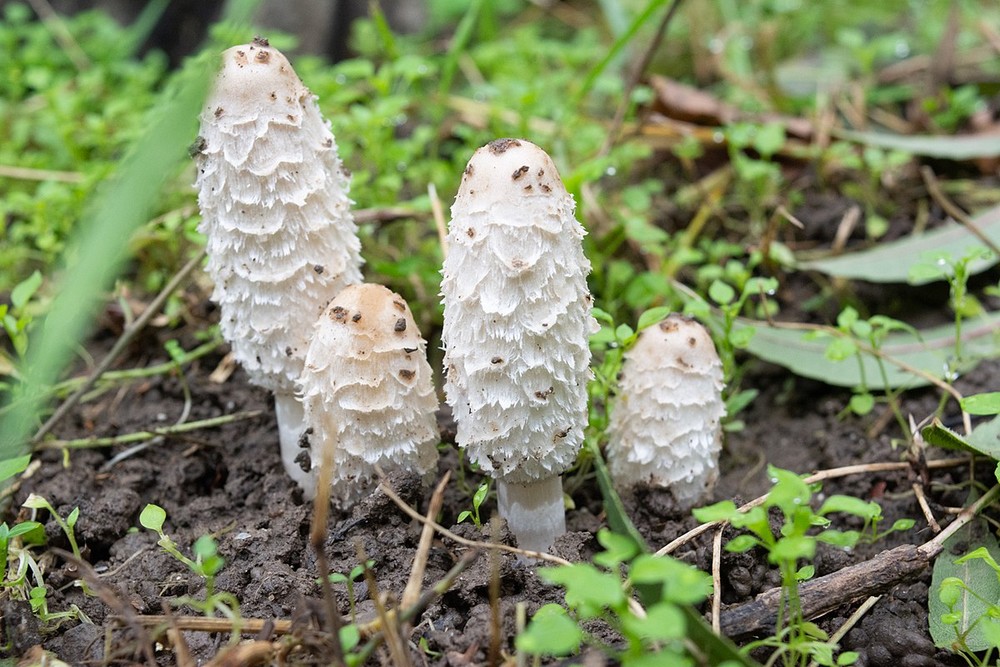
[299,283,440,505]
[194,37,363,489]
[607,314,726,510]
[441,138,596,553]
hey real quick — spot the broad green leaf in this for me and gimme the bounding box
[797,203,1000,284]
[962,392,1000,416]
[539,563,626,613]
[139,504,167,532]
[739,311,1000,389]
[637,306,671,332]
[834,128,1000,160]
[594,528,641,569]
[630,555,713,605]
[929,510,1000,652]
[515,604,582,656]
[923,416,1000,459]
[620,601,686,641]
[10,271,43,310]
[0,455,31,483]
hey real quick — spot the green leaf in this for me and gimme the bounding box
[709,280,736,306]
[630,555,713,605]
[929,507,1000,651]
[621,600,686,641]
[962,392,1000,416]
[472,482,489,508]
[339,624,360,652]
[139,504,167,533]
[925,416,1000,460]
[737,311,1000,389]
[637,306,671,332]
[515,604,583,656]
[797,203,1000,284]
[818,495,879,520]
[921,419,979,454]
[594,529,641,569]
[693,500,739,523]
[10,271,43,310]
[0,455,31,483]
[539,563,626,615]
[834,128,1000,160]
[725,535,760,553]
[849,393,875,416]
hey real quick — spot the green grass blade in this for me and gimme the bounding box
[834,128,1000,161]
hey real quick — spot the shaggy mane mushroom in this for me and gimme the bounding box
[441,138,596,553]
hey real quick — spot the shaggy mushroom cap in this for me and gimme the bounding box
[607,314,726,510]
[300,283,440,506]
[194,37,363,394]
[441,138,596,487]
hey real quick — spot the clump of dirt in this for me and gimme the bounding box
[3,318,992,665]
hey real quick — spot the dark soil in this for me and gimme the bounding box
[3,311,995,665]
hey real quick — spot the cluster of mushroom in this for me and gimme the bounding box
[195,40,726,554]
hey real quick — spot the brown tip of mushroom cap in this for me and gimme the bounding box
[455,139,567,211]
[324,283,421,347]
[631,314,721,371]
[205,41,305,121]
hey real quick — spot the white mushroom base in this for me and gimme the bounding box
[275,392,315,497]
[497,476,566,554]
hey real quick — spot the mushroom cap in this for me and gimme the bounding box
[607,314,726,510]
[441,139,595,485]
[195,39,362,393]
[301,283,440,506]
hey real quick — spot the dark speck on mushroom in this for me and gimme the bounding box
[404,346,418,354]
[294,449,311,472]
[352,312,362,322]
[394,318,407,332]
[488,137,522,154]
[392,300,406,312]
[688,337,697,347]
[214,106,224,118]
[313,264,324,274]
[399,369,415,381]
[252,35,270,47]
[285,346,293,357]
[512,165,529,180]
[331,305,347,321]
[491,356,503,364]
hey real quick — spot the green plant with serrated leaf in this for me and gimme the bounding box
[139,503,239,627]
[694,465,910,667]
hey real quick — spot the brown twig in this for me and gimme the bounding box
[806,595,881,667]
[718,484,1000,637]
[428,182,449,260]
[310,433,345,664]
[0,165,84,183]
[357,542,411,667]
[32,249,207,445]
[377,480,572,566]
[912,482,942,533]
[402,470,451,609]
[711,526,724,633]
[161,602,195,667]
[921,165,1000,258]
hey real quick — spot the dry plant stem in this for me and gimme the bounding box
[428,182,449,259]
[357,542,411,667]
[489,517,503,667]
[35,411,263,450]
[656,457,971,556]
[401,470,452,609]
[204,641,275,667]
[806,595,881,667]
[720,485,1000,637]
[921,165,1000,257]
[310,435,345,665]
[25,0,90,70]
[599,0,686,156]
[912,482,942,533]
[52,549,157,667]
[711,526,724,633]
[0,165,83,182]
[161,602,195,667]
[377,480,571,566]
[32,249,207,445]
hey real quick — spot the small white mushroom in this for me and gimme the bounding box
[607,314,726,510]
[299,283,440,505]
[194,37,363,489]
[441,138,596,553]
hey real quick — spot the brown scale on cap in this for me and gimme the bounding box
[487,137,522,154]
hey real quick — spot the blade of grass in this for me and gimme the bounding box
[0,0,261,470]
[438,0,483,95]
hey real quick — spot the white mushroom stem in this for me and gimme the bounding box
[497,477,566,555]
[274,392,314,495]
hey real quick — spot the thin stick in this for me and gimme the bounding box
[599,0,686,156]
[0,165,84,183]
[121,615,294,635]
[357,542,411,667]
[656,457,971,556]
[921,165,1000,258]
[34,411,263,450]
[912,482,942,533]
[806,595,881,667]
[161,602,195,667]
[488,516,503,667]
[429,182,449,260]
[310,432,345,664]
[377,480,572,566]
[711,526,723,633]
[32,249,207,444]
[25,0,91,70]
[402,471,451,609]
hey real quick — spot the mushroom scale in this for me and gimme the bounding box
[441,138,596,553]
[606,314,726,511]
[300,283,440,506]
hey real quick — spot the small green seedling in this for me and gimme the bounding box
[21,494,86,584]
[457,481,489,527]
[0,520,41,580]
[319,559,374,623]
[139,504,238,624]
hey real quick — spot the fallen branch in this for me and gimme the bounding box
[719,484,1000,638]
